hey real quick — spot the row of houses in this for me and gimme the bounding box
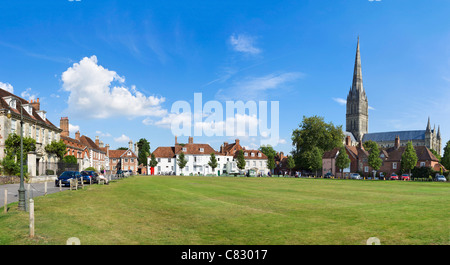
[149,137,269,176]
[322,135,445,178]
[59,117,139,174]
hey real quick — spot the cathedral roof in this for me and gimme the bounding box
[362,130,425,142]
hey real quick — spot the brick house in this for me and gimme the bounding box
[108,146,138,174]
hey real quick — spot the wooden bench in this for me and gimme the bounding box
[69,178,83,190]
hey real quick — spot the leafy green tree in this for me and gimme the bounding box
[137,138,151,166]
[267,153,276,173]
[5,133,36,159]
[177,152,187,174]
[363,140,378,153]
[149,153,158,168]
[401,141,418,176]
[368,144,382,178]
[63,155,78,164]
[236,150,246,170]
[304,146,323,176]
[45,140,67,160]
[117,147,128,150]
[286,156,295,174]
[208,153,218,173]
[442,140,450,171]
[335,146,351,177]
[291,115,344,170]
[259,145,277,159]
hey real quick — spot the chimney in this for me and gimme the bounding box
[60,117,69,137]
[345,135,351,146]
[105,144,110,156]
[188,136,193,144]
[99,141,104,148]
[129,140,133,150]
[395,135,400,149]
[75,130,80,140]
[95,136,100,146]
[31,98,40,111]
[175,135,178,145]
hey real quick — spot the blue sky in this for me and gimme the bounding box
[0,0,449,154]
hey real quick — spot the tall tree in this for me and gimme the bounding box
[335,146,351,177]
[286,156,295,175]
[177,152,187,175]
[291,115,344,170]
[363,140,378,153]
[137,138,151,166]
[259,145,277,159]
[149,153,158,172]
[304,146,323,176]
[368,144,382,178]
[236,150,246,170]
[401,141,418,176]
[267,153,276,173]
[441,140,450,170]
[208,153,218,174]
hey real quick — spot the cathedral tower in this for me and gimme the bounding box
[346,37,369,141]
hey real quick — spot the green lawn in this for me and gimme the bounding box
[1,175,449,245]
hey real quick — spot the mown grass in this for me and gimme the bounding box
[0,175,449,245]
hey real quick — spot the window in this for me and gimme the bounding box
[158,158,161,162]
[11,119,16,134]
[182,147,187,152]
[251,153,255,157]
[168,158,171,163]
[131,159,134,162]
[36,127,39,141]
[393,163,397,169]
[364,166,369,173]
[420,162,426,167]
[258,153,262,157]
[127,151,131,156]
[253,161,256,166]
[244,152,248,157]
[199,148,204,152]
[125,159,128,163]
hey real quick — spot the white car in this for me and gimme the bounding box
[435,175,447,182]
[350,173,361,180]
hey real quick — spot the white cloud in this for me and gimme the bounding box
[0,82,14,93]
[333,97,375,110]
[278,138,287,144]
[333,97,347,105]
[69,124,80,135]
[20,88,38,101]
[215,72,303,100]
[114,134,131,143]
[61,55,167,119]
[154,112,192,129]
[229,34,261,55]
[95,131,112,137]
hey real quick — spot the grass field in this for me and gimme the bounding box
[0,175,449,245]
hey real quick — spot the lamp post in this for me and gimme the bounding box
[7,100,25,211]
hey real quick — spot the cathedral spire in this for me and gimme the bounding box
[437,125,441,139]
[352,36,364,94]
[426,117,431,132]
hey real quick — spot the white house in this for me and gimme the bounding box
[150,137,268,176]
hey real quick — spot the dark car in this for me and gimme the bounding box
[55,171,81,187]
[324,172,334,178]
[81,171,98,184]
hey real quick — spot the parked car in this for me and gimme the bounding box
[350,173,361,180]
[401,174,410,181]
[81,171,98,184]
[55,171,81,187]
[324,172,334,178]
[434,175,447,182]
[389,173,399,180]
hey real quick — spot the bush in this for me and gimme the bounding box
[84,167,96,172]
[46,169,55,175]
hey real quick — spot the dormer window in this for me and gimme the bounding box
[199,148,204,152]
[3,96,17,109]
[251,153,255,157]
[37,110,47,120]
[182,147,187,152]
[127,151,131,156]
[244,152,248,157]
[258,153,262,157]
[22,104,33,116]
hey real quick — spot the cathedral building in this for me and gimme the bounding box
[345,38,442,155]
